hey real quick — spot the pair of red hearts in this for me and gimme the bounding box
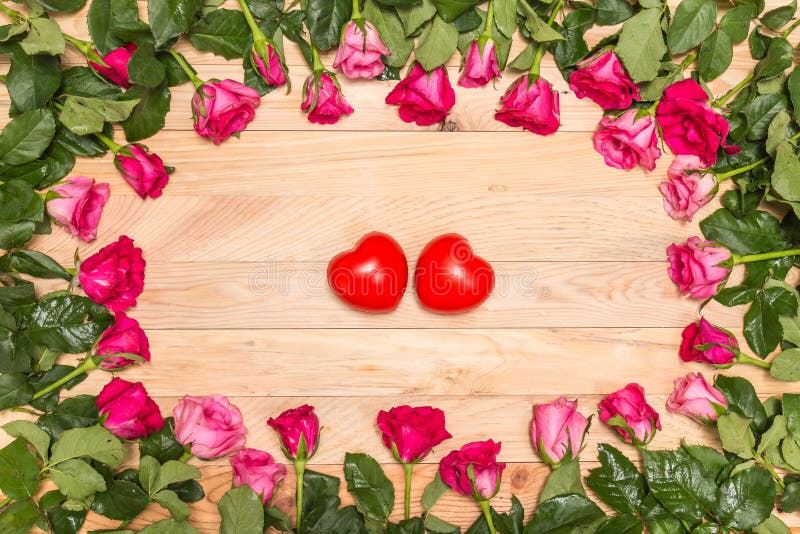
[327,232,494,314]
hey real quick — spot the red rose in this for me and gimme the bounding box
[458,40,500,89]
[439,440,505,500]
[680,317,738,365]
[592,110,661,171]
[96,378,163,440]
[495,75,560,135]
[598,383,661,446]
[89,43,136,88]
[114,144,170,199]
[95,312,150,370]
[333,21,391,79]
[78,235,145,312]
[386,63,455,126]
[251,41,287,87]
[377,405,452,463]
[301,72,354,125]
[192,79,261,144]
[267,404,320,461]
[569,51,639,110]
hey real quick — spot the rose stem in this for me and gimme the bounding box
[351,0,362,20]
[479,500,497,534]
[732,249,800,265]
[736,352,771,369]
[236,0,268,44]
[403,463,413,520]
[715,132,800,183]
[94,131,122,154]
[781,17,800,38]
[295,458,306,531]
[31,356,98,401]
[529,0,563,78]
[713,73,754,108]
[167,48,204,89]
[481,0,494,40]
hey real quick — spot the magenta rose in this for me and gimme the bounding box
[78,235,145,312]
[96,378,163,440]
[569,51,639,110]
[680,317,739,365]
[96,312,150,370]
[90,43,136,88]
[458,40,500,88]
[301,72,354,125]
[251,41,287,87]
[656,79,739,166]
[173,395,247,459]
[599,383,661,446]
[114,144,171,199]
[592,110,661,171]
[439,440,505,500]
[333,21,391,79]
[230,448,288,503]
[47,176,110,242]
[386,63,455,126]
[495,75,560,135]
[667,372,727,424]
[377,405,452,463]
[659,155,716,221]
[267,404,320,461]
[530,397,589,466]
[667,236,731,299]
[192,79,261,144]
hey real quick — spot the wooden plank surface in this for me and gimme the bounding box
[2,0,800,531]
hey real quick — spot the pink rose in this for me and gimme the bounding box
[569,51,640,110]
[680,317,739,365]
[333,21,391,79]
[592,110,661,171]
[656,79,739,166]
[230,448,287,503]
[301,72,354,125]
[96,378,163,440]
[530,397,589,466]
[667,372,728,424]
[114,144,170,199]
[47,176,110,242]
[495,75,560,135]
[267,404,320,461]
[598,383,661,446]
[95,312,150,370]
[90,43,136,88]
[659,155,716,221]
[192,79,261,145]
[385,63,455,126]
[439,440,505,500]
[458,40,500,88]
[251,41,287,87]
[667,236,731,299]
[376,405,452,463]
[78,235,145,312]
[173,395,247,459]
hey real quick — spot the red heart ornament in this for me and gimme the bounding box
[415,234,494,313]
[327,232,408,313]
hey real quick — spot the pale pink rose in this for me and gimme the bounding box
[301,72,354,125]
[495,75,559,135]
[458,40,500,88]
[667,372,727,423]
[47,176,110,242]
[333,21,391,79]
[599,383,661,446]
[230,448,287,503]
[593,110,661,171]
[251,42,287,87]
[659,155,716,221]
[667,237,731,299]
[530,397,589,465]
[173,395,247,459]
[192,79,261,144]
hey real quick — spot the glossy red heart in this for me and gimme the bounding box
[327,232,408,313]
[414,234,494,313]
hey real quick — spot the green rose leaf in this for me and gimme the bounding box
[0,499,40,534]
[717,413,757,458]
[741,93,788,140]
[432,0,481,21]
[754,37,793,80]
[2,420,51,461]
[127,42,167,88]
[596,514,643,534]
[91,479,151,520]
[388,517,426,534]
[363,0,414,68]
[189,9,251,59]
[154,489,191,521]
[744,295,783,358]
[415,15,459,71]
[139,417,185,463]
[0,438,41,499]
[87,0,145,55]
[641,450,717,523]
[770,348,800,381]
[788,66,800,123]
[49,425,125,468]
[0,373,34,411]
[0,221,36,250]
[616,8,666,82]
[120,82,172,143]
[45,503,87,534]
[306,0,352,50]
[37,0,87,11]
[302,469,342,529]
[36,394,99,440]
[28,293,113,353]
[490,495,524,534]
[493,0,517,37]
[139,519,202,534]
[517,0,564,42]
[8,250,71,280]
[344,452,395,521]
[148,0,204,47]
[667,0,716,54]
[585,444,645,515]
[682,444,729,480]
[421,471,450,510]
[424,513,461,534]
[50,458,107,500]
[218,485,264,534]
[753,515,792,534]
[0,108,57,167]
[522,494,605,533]
[540,458,585,501]
[698,28,732,81]
[756,415,788,454]
[397,0,436,36]
[719,4,755,42]
[19,17,66,55]
[760,0,797,29]
[715,467,775,530]
[59,95,141,136]
[772,141,800,202]
[0,180,43,223]
[700,208,787,255]
[595,0,633,25]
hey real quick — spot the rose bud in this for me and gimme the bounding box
[659,155,716,222]
[495,75,560,135]
[230,448,288,503]
[96,377,163,440]
[333,20,391,79]
[95,312,150,370]
[569,50,640,110]
[385,62,456,126]
[89,43,136,88]
[656,79,739,166]
[114,144,172,199]
[667,236,731,299]
[267,404,320,462]
[377,405,452,464]
[598,383,661,447]
[593,110,661,171]
[78,235,145,312]
[192,79,261,145]
[439,440,505,501]
[458,39,501,88]
[667,372,728,424]
[680,317,739,366]
[530,397,589,466]
[47,176,110,243]
[250,40,288,87]
[301,72,354,125]
[173,395,248,459]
